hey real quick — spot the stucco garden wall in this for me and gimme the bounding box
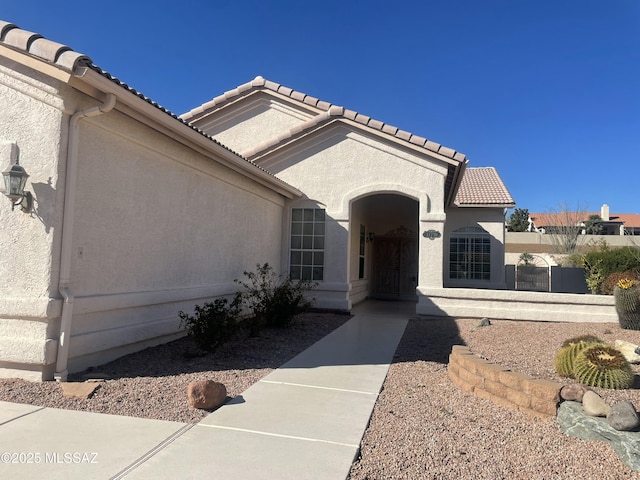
[418,287,616,322]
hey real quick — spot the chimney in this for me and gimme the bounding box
[601,204,610,221]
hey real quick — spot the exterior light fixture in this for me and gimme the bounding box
[2,160,32,212]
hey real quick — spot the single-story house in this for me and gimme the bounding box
[0,20,514,381]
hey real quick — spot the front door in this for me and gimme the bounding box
[372,229,418,299]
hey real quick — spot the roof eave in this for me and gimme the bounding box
[446,160,468,208]
[455,202,516,208]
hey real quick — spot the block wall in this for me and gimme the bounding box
[448,345,562,418]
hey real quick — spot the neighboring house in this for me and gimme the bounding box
[0,20,514,381]
[530,204,640,236]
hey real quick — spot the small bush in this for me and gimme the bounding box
[583,246,640,280]
[601,270,640,295]
[236,263,316,330]
[178,294,241,351]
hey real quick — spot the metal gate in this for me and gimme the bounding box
[371,227,418,299]
[515,254,551,292]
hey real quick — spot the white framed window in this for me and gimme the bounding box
[290,208,325,281]
[449,226,490,280]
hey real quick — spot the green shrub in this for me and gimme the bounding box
[236,263,316,330]
[178,294,241,351]
[583,246,640,280]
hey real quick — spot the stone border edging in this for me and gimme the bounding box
[448,345,561,418]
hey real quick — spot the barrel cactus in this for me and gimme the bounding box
[554,335,604,378]
[614,279,640,330]
[573,344,634,389]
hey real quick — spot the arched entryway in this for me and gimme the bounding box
[350,193,419,301]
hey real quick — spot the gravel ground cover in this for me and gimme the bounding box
[0,312,350,423]
[349,317,640,480]
[3,313,640,478]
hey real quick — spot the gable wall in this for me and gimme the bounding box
[192,95,317,155]
[261,124,448,215]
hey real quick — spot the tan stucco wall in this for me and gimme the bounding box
[192,96,316,155]
[263,124,449,309]
[418,287,616,323]
[0,57,71,380]
[1,61,289,379]
[63,108,286,374]
[444,206,508,289]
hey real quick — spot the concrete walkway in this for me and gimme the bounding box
[0,301,411,480]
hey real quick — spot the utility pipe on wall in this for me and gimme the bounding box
[54,93,116,381]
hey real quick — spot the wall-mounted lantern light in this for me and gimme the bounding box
[2,160,32,213]
[366,232,376,243]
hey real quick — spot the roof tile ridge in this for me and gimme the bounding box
[187,75,469,162]
[0,19,92,71]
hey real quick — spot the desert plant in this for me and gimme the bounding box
[573,344,634,389]
[601,270,640,295]
[614,279,640,330]
[178,294,242,351]
[554,335,604,378]
[583,256,604,294]
[235,263,316,331]
[519,252,535,266]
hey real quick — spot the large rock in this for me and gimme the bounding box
[582,390,611,417]
[614,340,640,364]
[608,401,640,431]
[61,382,101,399]
[187,380,227,410]
[560,384,590,402]
[558,401,640,472]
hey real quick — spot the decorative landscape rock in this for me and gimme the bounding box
[187,380,227,410]
[560,384,590,402]
[471,318,491,331]
[582,390,611,417]
[61,382,101,399]
[607,401,640,431]
[558,401,640,472]
[614,340,640,364]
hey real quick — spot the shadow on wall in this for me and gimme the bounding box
[30,179,56,233]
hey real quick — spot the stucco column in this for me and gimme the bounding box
[418,213,446,289]
[319,215,351,311]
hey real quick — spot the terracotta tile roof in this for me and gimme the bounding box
[530,212,640,228]
[454,167,515,207]
[182,76,468,165]
[0,20,293,188]
[0,20,91,71]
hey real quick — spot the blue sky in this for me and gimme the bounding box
[4,1,639,215]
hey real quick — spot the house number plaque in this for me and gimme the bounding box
[422,230,441,240]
